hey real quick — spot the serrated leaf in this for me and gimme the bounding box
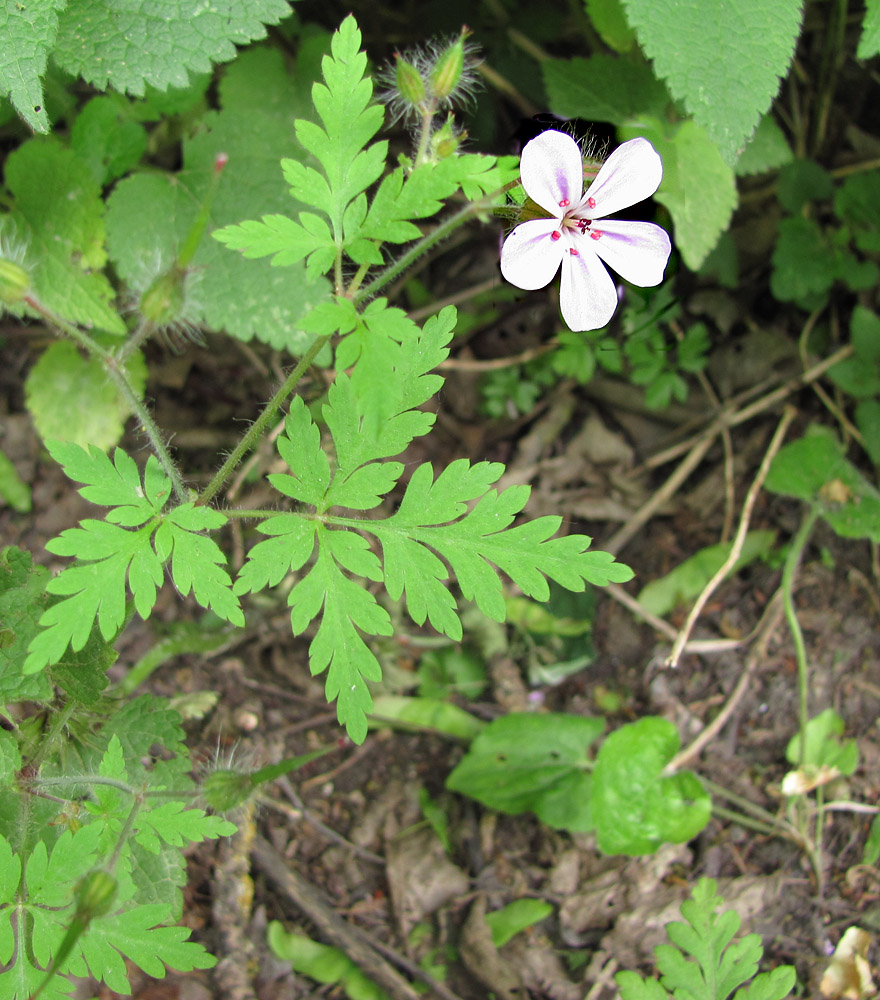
[25,341,147,452]
[446,713,605,832]
[622,0,803,163]
[25,520,163,672]
[214,15,387,280]
[287,534,391,743]
[593,717,711,854]
[46,441,168,518]
[75,903,215,993]
[52,0,292,96]
[620,117,737,269]
[543,55,669,124]
[153,512,243,626]
[2,139,124,333]
[234,516,317,595]
[71,95,148,186]
[735,116,792,176]
[357,459,633,635]
[0,0,63,133]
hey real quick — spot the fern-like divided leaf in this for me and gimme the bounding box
[214,14,519,277]
[235,304,633,742]
[0,698,235,999]
[24,442,242,675]
[616,878,796,1000]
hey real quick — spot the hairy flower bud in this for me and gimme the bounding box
[428,28,470,101]
[139,265,186,326]
[394,54,426,107]
[430,115,466,160]
[0,257,30,305]
[202,767,255,812]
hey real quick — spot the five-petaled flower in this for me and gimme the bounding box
[500,130,672,332]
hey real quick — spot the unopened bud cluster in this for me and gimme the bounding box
[380,28,478,164]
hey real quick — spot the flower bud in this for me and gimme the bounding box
[429,28,470,101]
[139,265,186,326]
[202,767,255,812]
[394,54,426,107]
[0,258,30,305]
[430,115,466,160]
[75,870,118,920]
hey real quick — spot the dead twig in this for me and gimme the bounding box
[252,836,463,1000]
[664,591,785,773]
[665,406,797,669]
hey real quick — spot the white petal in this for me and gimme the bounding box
[582,137,663,219]
[500,218,565,290]
[520,130,584,217]
[587,220,672,287]
[559,246,620,332]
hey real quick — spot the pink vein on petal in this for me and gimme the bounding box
[500,218,565,290]
[559,247,620,332]
[520,130,585,216]
[583,137,663,219]
[587,220,672,287]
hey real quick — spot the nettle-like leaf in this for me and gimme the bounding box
[53,0,293,100]
[0,0,64,133]
[616,878,796,1000]
[24,442,242,674]
[622,0,803,164]
[236,305,633,743]
[619,117,737,270]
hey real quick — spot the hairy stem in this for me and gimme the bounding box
[23,294,188,501]
[353,182,517,305]
[197,332,332,506]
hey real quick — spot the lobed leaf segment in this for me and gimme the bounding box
[24,442,242,675]
[234,306,633,743]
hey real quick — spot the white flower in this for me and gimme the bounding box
[500,130,672,332]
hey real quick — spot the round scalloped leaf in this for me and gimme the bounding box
[25,340,146,452]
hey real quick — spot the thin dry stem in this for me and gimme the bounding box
[665,405,797,669]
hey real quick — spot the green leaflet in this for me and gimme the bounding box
[215,15,385,276]
[616,879,796,1000]
[235,303,632,742]
[24,442,241,674]
[622,0,803,164]
[214,16,517,277]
